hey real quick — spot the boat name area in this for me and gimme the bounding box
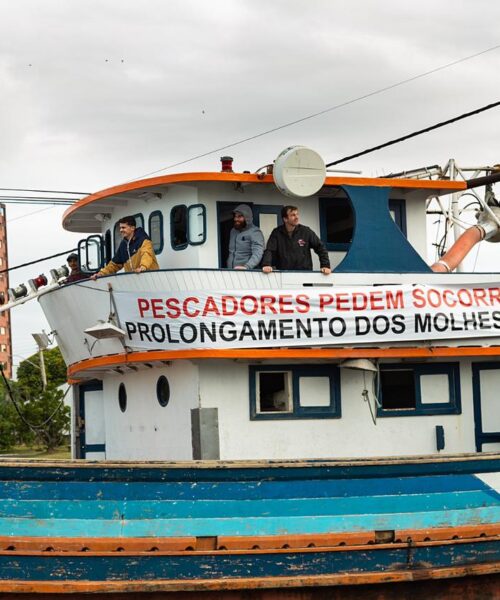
[114,285,500,350]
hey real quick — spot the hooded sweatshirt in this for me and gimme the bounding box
[227,204,265,269]
[98,227,159,276]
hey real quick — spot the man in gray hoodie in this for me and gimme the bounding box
[227,204,265,270]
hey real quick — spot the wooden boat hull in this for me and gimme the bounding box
[0,454,498,593]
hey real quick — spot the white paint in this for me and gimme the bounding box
[198,359,478,460]
[476,472,500,493]
[101,362,198,460]
[420,374,450,404]
[273,146,326,198]
[478,369,500,432]
[259,212,279,242]
[83,389,105,445]
[299,376,331,407]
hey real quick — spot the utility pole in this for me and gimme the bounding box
[31,331,50,390]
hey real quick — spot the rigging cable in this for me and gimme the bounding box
[326,100,500,166]
[127,44,500,180]
[0,248,77,275]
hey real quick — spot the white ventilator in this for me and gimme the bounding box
[273,146,326,198]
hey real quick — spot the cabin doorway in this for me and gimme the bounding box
[217,202,282,268]
[77,381,106,459]
[217,201,253,267]
[472,363,500,452]
[253,205,282,242]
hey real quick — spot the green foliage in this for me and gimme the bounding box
[16,347,67,390]
[0,347,70,452]
[0,391,18,451]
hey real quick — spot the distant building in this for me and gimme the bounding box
[0,204,12,378]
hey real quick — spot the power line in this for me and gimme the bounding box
[326,100,500,166]
[0,187,89,195]
[0,248,77,275]
[8,206,56,223]
[128,43,500,181]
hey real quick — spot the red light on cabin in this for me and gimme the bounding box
[33,274,48,289]
[220,156,233,173]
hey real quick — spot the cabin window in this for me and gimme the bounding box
[148,211,164,254]
[156,375,170,407]
[113,214,145,253]
[171,204,206,250]
[188,204,206,245]
[250,365,341,420]
[319,197,406,251]
[378,362,461,417]
[118,383,127,413]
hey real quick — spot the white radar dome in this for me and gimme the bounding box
[273,146,326,198]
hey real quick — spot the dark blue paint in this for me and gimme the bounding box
[377,362,461,417]
[0,473,494,501]
[319,196,406,252]
[472,362,500,452]
[78,381,104,459]
[249,364,341,420]
[0,456,499,482]
[0,540,497,582]
[334,186,431,273]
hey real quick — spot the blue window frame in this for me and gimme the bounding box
[148,210,164,254]
[377,362,461,417]
[113,213,145,253]
[170,204,206,250]
[250,365,341,420]
[319,196,406,251]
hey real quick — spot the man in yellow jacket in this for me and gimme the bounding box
[91,216,159,279]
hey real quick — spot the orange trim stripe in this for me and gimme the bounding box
[2,524,497,554]
[68,345,500,377]
[1,563,498,593]
[62,171,466,228]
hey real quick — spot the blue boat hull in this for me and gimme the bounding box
[0,454,498,593]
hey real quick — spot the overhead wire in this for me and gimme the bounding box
[127,44,500,180]
[0,248,77,275]
[326,100,500,166]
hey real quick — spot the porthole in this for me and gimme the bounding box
[156,376,170,407]
[118,383,127,412]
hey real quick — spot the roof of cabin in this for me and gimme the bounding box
[62,171,467,233]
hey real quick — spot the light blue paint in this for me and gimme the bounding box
[0,490,495,520]
[1,506,497,538]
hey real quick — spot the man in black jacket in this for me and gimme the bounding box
[262,206,331,275]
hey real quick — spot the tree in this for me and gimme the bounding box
[0,387,18,451]
[16,347,67,390]
[0,347,71,451]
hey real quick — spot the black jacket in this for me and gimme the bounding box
[262,224,330,271]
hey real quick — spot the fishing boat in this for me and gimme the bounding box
[0,147,498,595]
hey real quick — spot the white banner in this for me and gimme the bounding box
[114,284,500,350]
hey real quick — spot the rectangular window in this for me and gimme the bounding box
[319,197,406,251]
[378,362,461,417]
[250,365,341,420]
[0,327,5,335]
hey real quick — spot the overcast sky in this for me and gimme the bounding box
[0,0,499,366]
